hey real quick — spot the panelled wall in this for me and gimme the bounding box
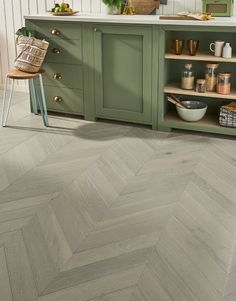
[0,0,235,89]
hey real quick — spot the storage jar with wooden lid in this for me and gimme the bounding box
[205,63,219,92]
[217,72,231,95]
[181,63,195,90]
[196,79,206,93]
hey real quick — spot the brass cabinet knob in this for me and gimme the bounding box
[53,73,62,80]
[94,28,98,32]
[52,48,60,54]
[53,96,63,102]
[51,29,61,36]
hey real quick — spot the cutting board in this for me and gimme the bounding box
[159,15,200,20]
[132,0,160,14]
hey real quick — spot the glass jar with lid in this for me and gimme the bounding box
[205,63,219,92]
[181,63,195,90]
[217,72,231,95]
[196,79,206,93]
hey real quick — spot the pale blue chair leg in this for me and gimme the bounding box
[38,74,49,127]
[1,76,8,126]
[32,75,49,127]
[1,76,15,127]
[29,79,38,114]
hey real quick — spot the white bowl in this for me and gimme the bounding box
[176,100,208,122]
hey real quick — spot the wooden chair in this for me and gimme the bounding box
[1,69,49,127]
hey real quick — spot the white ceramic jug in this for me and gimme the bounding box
[222,43,232,59]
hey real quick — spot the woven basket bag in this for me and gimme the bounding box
[15,36,49,73]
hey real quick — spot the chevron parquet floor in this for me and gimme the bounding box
[1,91,236,301]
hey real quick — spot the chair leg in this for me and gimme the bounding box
[37,74,49,127]
[1,76,8,126]
[1,76,14,127]
[29,79,38,114]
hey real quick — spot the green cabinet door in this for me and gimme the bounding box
[93,25,152,124]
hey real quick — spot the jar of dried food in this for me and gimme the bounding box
[196,79,206,93]
[205,63,219,92]
[181,63,195,90]
[217,72,231,95]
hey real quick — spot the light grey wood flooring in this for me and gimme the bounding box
[0,91,236,301]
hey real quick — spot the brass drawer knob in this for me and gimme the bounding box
[53,73,62,80]
[51,29,61,36]
[52,48,60,54]
[53,96,63,102]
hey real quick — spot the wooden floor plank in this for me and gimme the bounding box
[0,92,236,301]
[0,247,13,301]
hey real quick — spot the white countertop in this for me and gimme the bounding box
[24,13,236,27]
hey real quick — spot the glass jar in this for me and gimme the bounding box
[217,72,231,95]
[196,79,206,93]
[205,63,219,92]
[181,63,195,90]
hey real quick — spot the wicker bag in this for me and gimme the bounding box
[15,36,49,73]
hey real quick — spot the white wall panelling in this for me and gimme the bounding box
[0,0,235,89]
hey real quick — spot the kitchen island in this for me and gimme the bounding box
[25,14,236,136]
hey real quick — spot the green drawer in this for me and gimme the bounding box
[42,63,83,89]
[44,86,84,115]
[45,38,82,65]
[28,21,81,40]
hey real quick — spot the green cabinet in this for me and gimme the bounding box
[27,20,85,116]
[93,25,153,125]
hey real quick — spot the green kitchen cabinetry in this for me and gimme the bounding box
[26,17,236,136]
[93,25,153,125]
[26,20,85,116]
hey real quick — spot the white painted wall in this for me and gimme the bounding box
[0,0,235,89]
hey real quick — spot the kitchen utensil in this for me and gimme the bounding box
[176,100,208,122]
[171,94,189,108]
[159,12,213,20]
[167,96,186,108]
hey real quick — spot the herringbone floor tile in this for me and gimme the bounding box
[0,91,236,301]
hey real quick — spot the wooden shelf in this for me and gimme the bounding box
[165,110,218,128]
[164,83,236,100]
[165,52,236,63]
[160,110,236,136]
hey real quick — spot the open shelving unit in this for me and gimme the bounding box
[159,27,236,136]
